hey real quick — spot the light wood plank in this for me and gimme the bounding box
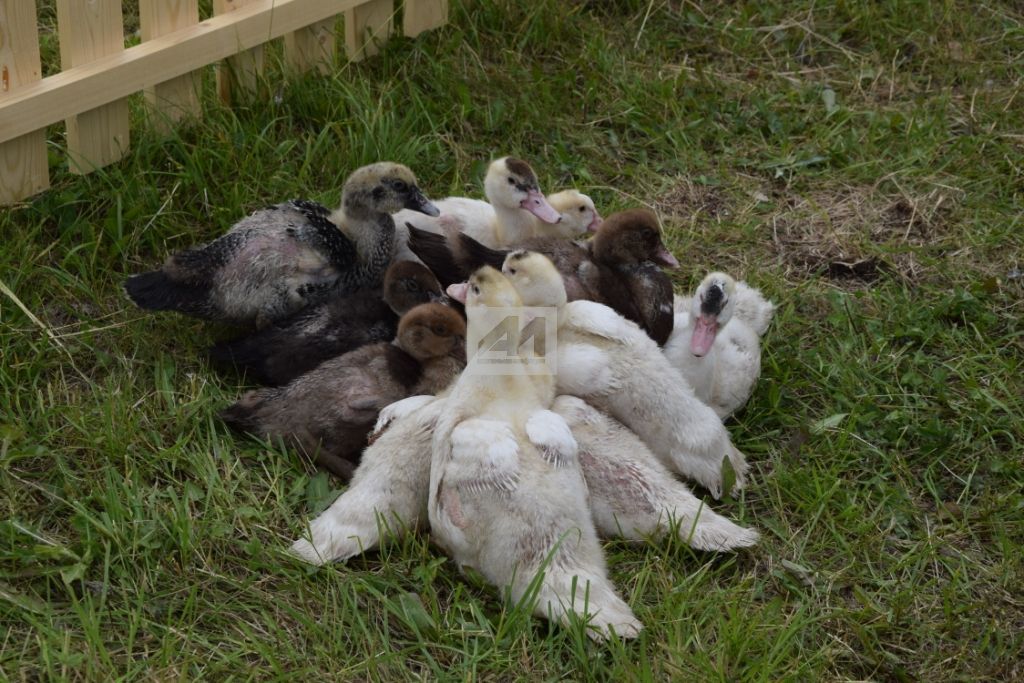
[0,0,370,144]
[140,0,202,134]
[402,0,447,38]
[345,0,393,62]
[213,0,264,103]
[285,18,337,75]
[56,0,130,174]
[0,0,49,204]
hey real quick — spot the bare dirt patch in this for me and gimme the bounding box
[766,184,957,285]
[655,177,730,222]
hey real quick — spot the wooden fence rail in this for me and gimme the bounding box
[0,0,449,205]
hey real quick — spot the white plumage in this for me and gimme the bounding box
[502,250,749,499]
[430,266,642,640]
[664,273,775,418]
[553,395,758,551]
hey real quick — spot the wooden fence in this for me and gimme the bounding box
[0,0,449,205]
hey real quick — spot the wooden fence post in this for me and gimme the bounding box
[214,0,265,103]
[140,0,202,134]
[56,0,131,174]
[0,0,49,204]
[345,0,393,62]
[285,18,337,75]
[403,0,447,38]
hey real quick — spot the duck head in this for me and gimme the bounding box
[446,266,522,309]
[396,303,466,361]
[591,208,680,269]
[342,162,440,217]
[483,157,561,224]
[547,190,603,237]
[501,250,568,308]
[689,272,736,357]
[384,260,443,314]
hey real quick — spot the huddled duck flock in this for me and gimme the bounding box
[125,157,775,640]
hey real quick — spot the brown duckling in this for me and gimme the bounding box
[207,261,443,386]
[124,163,439,328]
[408,208,678,345]
[220,303,466,480]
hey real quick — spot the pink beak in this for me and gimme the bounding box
[521,189,562,224]
[447,282,469,303]
[654,245,680,269]
[690,314,718,357]
[586,211,603,233]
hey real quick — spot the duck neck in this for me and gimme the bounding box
[332,204,396,286]
[492,204,536,245]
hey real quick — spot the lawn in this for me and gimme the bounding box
[2,0,1022,680]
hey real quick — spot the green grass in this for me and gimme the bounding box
[3,0,1023,679]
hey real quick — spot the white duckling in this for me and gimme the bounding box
[432,267,641,640]
[392,157,562,259]
[501,251,749,499]
[290,394,445,565]
[664,273,775,419]
[552,396,758,550]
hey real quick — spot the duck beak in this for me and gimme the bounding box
[520,189,561,224]
[654,245,680,269]
[406,189,440,217]
[447,282,470,303]
[690,314,718,357]
[586,211,603,233]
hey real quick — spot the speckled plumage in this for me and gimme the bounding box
[125,163,438,327]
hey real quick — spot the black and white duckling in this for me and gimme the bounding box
[667,270,770,417]
[552,396,758,551]
[410,208,678,345]
[665,273,775,419]
[392,157,561,259]
[124,163,439,327]
[502,251,748,499]
[291,394,448,565]
[220,303,465,480]
[431,267,641,640]
[208,261,443,386]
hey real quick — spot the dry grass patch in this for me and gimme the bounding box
[766,184,958,284]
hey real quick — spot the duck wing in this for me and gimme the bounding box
[406,224,507,286]
[208,288,397,385]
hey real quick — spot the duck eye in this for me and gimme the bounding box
[579,206,585,212]
[507,177,515,185]
[508,268,517,275]
[393,180,408,192]
[472,285,480,295]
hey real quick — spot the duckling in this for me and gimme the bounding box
[391,157,561,260]
[291,394,447,565]
[410,208,678,345]
[664,273,775,419]
[220,303,465,480]
[432,267,641,640]
[502,251,748,499]
[406,187,600,251]
[552,396,758,550]
[207,261,443,386]
[124,163,439,327]
[545,189,603,238]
